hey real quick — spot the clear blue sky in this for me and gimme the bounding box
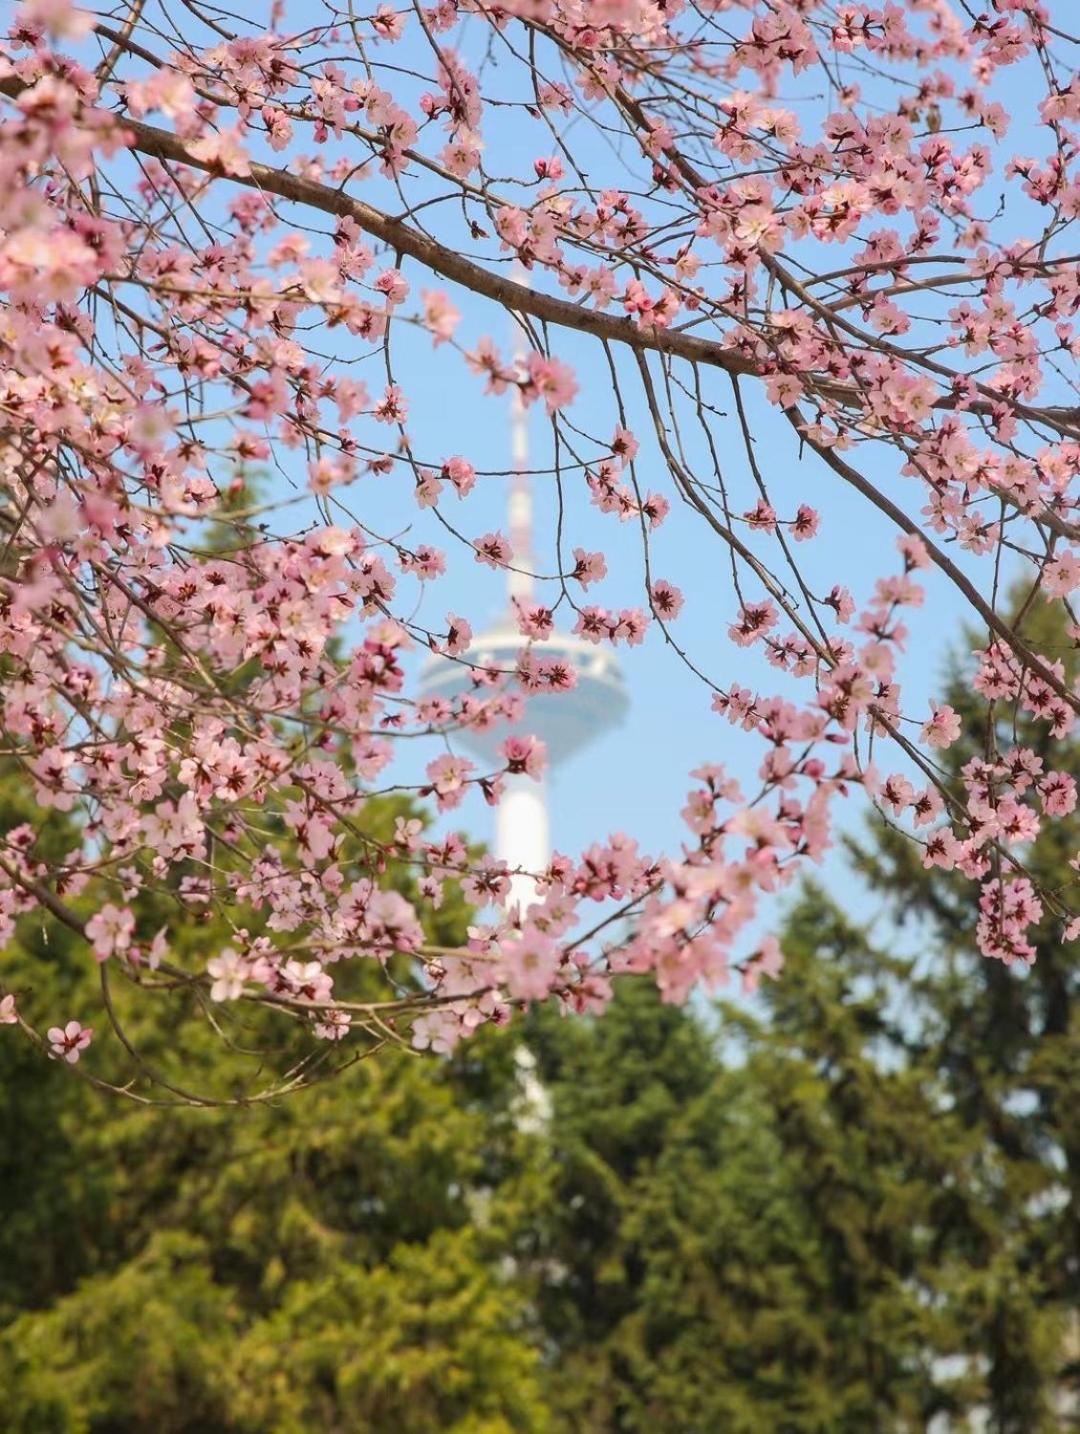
[255,10,1057,938]
[77,3,1061,943]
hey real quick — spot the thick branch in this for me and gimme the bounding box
[115,113,760,379]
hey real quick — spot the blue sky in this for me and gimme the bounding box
[384,313,977,883]
[231,8,1062,936]
[53,3,1067,946]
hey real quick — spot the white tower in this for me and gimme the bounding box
[418,303,629,911]
[493,338,550,910]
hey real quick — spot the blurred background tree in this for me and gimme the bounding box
[3,598,1079,1432]
[0,753,554,1432]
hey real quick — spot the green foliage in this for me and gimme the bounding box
[838,596,1080,1429]
[524,943,989,1433]
[0,772,550,1433]
[0,973,552,1432]
[0,1233,240,1434]
[4,597,1080,1432]
[0,768,109,1318]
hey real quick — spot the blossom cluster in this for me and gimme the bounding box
[0,0,1078,1091]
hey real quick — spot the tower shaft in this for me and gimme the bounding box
[496,773,549,913]
[508,279,534,607]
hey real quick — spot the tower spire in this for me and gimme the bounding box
[507,271,534,607]
[499,269,545,912]
[416,271,629,916]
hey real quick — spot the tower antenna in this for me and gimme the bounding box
[507,268,534,608]
[416,276,629,913]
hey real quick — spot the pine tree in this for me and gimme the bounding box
[737,882,1061,1431]
[524,978,850,1432]
[0,776,553,1434]
[841,595,1080,1427]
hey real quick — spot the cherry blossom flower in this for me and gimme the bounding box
[1044,552,1080,596]
[791,505,819,540]
[47,1021,93,1064]
[571,549,606,587]
[921,704,963,750]
[425,754,474,811]
[19,0,94,39]
[1040,771,1077,818]
[502,734,547,779]
[187,128,252,178]
[501,928,560,1002]
[441,455,475,498]
[523,353,578,414]
[650,579,684,620]
[0,0,1077,1080]
[314,1010,352,1041]
[473,532,512,569]
[441,613,472,656]
[741,936,785,994]
[422,290,461,345]
[729,601,779,647]
[85,904,135,964]
[207,949,249,1002]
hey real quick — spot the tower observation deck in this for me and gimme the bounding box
[417,304,629,910]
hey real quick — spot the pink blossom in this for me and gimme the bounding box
[741,936,785,994]
[47,1021,93,1064]
[1040,771,1077,818]
[921,704,962,750]
[745,500,777,533]
[425,753,474,811]
[442,613,472,656]
[571,549,607,587]
[1044,552,1080,596]
[85,904,135,963]
[650,579,684,620]
[19,0,94,38]
[729,601,778,647]
[364,889,424,955]
[523,353,578,414]
[501,929,560,1002]
[612,426,639,462]
[474,532,512,568]
[922,828,961,871]
[515,602,555,640]
[897,535,931,571]
[502,734,547,779]
[824,587,856,623]
[188,128,252,178]
[308,455,355,494]
[314,1010,352,1041]
[282,960,333,1004]
[207,948,249,1002]
[615,609,649,645]
[0,1,1077,1062]
[374,268,409,305]
[422,290,461,345]
[881,773,915,815]
[791,505,819,540]
[441,456,476,498]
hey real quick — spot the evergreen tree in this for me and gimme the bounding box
[6,590,1079,1433]
[0,776,552,1434]
[525,978,851,1432]
[840,595,1080,1427]
[736,883,1062,1431]
[0,1034,553,1433]
[0,770,109,1319]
